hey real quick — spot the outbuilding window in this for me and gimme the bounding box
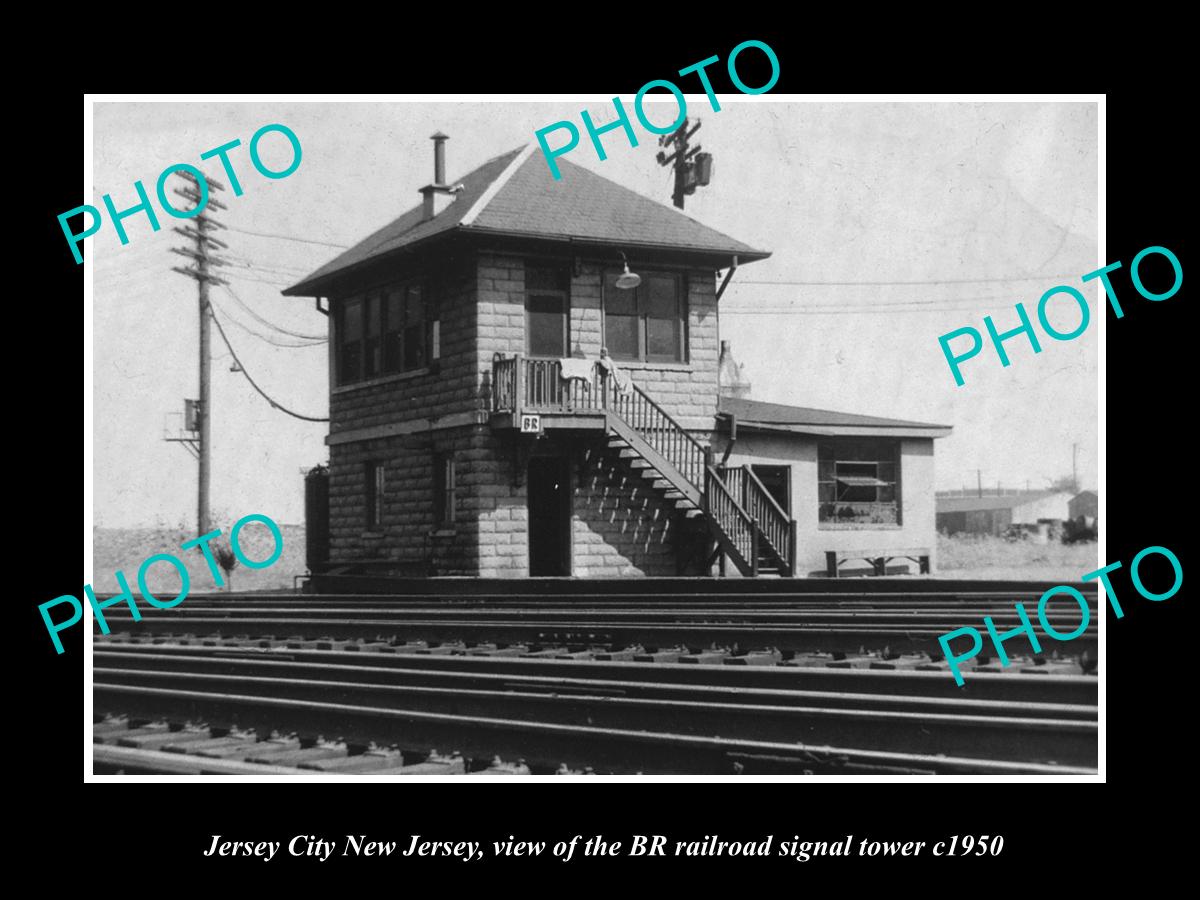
[818,440,900,527]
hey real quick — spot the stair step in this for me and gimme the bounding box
[618,449,639,459]
[663,491,685,501]
[650,479,674,490]
[684,509,704,519]
[674,499,695,509]
[628,459,653,470]
[607,437,629,448]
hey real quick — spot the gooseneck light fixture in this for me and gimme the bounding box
[615,251,641,290]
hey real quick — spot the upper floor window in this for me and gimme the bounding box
[603,269,686,363]
[526,264,569,358]
[818,439,900,527]
[337,280,439,385]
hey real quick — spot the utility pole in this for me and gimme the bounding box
[655,118,713,209]
[168,171,229,537]
[977,469,983,498]
[1072,442,1079,493]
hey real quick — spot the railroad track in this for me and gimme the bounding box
[93,590,1099,660]
[90,582,1100,775]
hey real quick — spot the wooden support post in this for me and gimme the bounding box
[513,353,525,416]
[787,519,797,577]
[750,518,759,577]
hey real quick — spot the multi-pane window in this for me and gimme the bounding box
[526,265,569,358]
[364,293,381,378]
[603,269,686,362]
[338,280,439,385]
[433,453,456,526]
[818,440,900,527]
[340,297,363,384]
[365,461,385,529]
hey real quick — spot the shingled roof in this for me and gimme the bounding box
[718,396,952,438]
[283,144,769,297]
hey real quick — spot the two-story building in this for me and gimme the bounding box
[285,135,951,578]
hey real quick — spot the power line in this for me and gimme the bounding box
[725,308,1012,316]
[228,272,295,288]
[225,253,311,274]
[210,297,325,348]
[226,225,349,250]
[723,292,1018,309]
[226,259,311,278]
[222,282,327,341]
[731,274,1080,287]
[721,292,1063,315]
[209,304,330,423]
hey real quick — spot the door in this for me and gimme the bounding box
[528,455,571,576]
[751,464,791,514]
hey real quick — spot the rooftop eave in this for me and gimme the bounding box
[461,225,771,264]
[283,225,770,298]
[733,420,953,440]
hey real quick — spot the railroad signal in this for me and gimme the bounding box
[655,118,712,209]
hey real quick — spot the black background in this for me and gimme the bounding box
[23,21,1188,884]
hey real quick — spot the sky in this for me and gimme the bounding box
[90,99,1098,528]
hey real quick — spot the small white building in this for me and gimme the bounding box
[712,397,952,576]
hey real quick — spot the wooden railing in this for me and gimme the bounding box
[492,355,603,415]
[610,384,707,491]
[491,354,706,491]
[492,354,790,576]
[705,466,758,575]
[717,465,796,574]
[741,466,796,575]
[491,355,518,412]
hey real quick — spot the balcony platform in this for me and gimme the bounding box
[489,410,608,431]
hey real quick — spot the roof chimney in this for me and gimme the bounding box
[420,131,458,221]
[432,131,448,185]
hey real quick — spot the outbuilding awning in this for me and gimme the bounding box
[836,475,889,487]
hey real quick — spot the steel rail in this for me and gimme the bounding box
[94,682,1097,775]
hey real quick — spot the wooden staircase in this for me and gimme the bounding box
[602,385,796,578]
[489,354,797,577]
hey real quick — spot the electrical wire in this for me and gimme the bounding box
[208,304,330,422]
[731,274,1081,286]
[210,298,326,348]
[222,282,327,341]
[225,255,311,276]
[226,226,349,250]
[227,272,294,288]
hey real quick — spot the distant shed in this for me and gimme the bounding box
[1070,490,1098,521]
[936,491,1073,537]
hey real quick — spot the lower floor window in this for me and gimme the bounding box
[434,453,456,526]
[365,461,385,529]
[818,440,900,526]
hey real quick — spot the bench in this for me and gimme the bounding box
[825,548,931,578]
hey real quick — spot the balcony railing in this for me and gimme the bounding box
[491,353,706,489]
[492,354,608,415]
[492,353,793,576]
